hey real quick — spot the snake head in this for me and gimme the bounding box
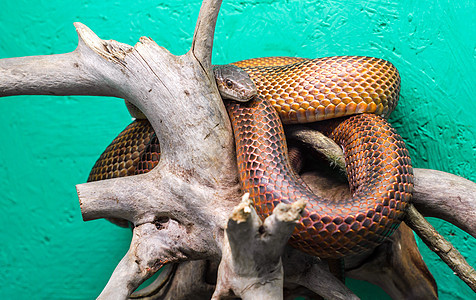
[213,64,257,102]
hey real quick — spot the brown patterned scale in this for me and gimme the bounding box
[88,56,413,258]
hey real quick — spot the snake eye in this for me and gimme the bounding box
[225,79,233,88]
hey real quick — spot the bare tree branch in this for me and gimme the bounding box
[134,261,218,300]
[78,173,163,223]
[100,218,225,298]
[213,194,305,300]
[412,169,476,238]
[130,264,177,299]
[0,23,131,98]
[191,0,223,72]
[286,125,346,174]
[98,227,155,299]
[404,205,476,292]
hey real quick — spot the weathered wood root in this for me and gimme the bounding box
[1,0,474,298]
[212,193,306,300]
[405,204,476,292]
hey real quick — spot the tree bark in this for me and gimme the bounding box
[0,0,474,298]
[212,194,306,300]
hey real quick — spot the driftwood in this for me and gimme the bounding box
[1,0,475,298]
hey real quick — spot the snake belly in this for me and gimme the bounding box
[88,56,413,258]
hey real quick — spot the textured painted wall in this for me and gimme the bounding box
[0,0,474,299]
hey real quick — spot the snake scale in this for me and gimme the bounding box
[88,56,413,258]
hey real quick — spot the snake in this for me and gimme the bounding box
[87,56,413,259]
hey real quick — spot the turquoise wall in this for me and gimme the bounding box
[0,0,474,299]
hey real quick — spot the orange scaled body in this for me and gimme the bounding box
[88,56,413,258]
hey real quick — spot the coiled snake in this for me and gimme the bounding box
[88,56,413,259]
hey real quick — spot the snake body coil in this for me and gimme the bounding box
[88,56,413,258]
